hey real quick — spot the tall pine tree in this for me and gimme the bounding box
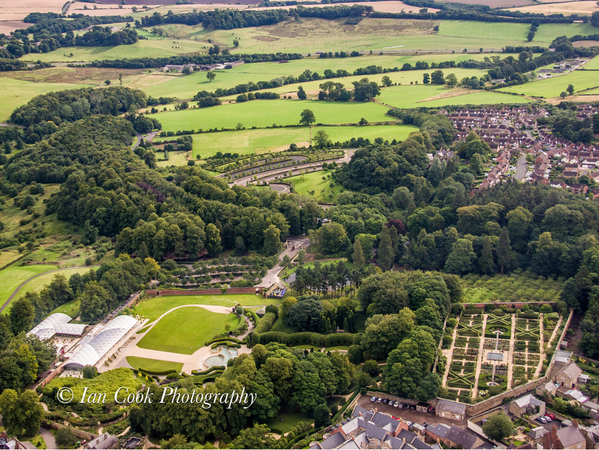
[479,236,495,275]
[353,239,365,269]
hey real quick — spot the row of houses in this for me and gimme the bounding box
[310,405,494,450]
[445,105,599,195]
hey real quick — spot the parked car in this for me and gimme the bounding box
[547,413,555,420]
[377,398,383,403]
[544,416,552,422]
[394,401,400,408]
[427,406,435,413]
[371,396,377,402]
[423,422,429,428]
[538,417,547,423]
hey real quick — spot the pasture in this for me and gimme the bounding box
[135,293,276,323]
[0,265,59,312]
[156,124,418,160]
[0,78,89,122]
[141,55,497,101]
[137,307,239,354]
[126,356,184,373]
[378,85,531,108]
[285,170,344,203]
[152,100,394,132]
[50,299,80,318]
[0,251,22,269]
[16,268,93,300]
[498,67,599,98]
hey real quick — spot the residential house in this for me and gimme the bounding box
[544,424,587,450]
[527,427,549,446]
[445,425,485,449]
[509,394,545,418]
[435,400,466,421]
[556,362,583,388]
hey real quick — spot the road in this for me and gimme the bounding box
[256,236,310,288]
[132,131,159,150]
[270,184,291,194]
[40,427,56,449]
[0,266,90,313]
[513,155,528,181]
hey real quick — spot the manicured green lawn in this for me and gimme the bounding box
[0,78,90,122]
[584,55,599,70]
[270,317,296,334]
[135,294,276,323]
[499,65,599,98]
[285,170,345,203]
[137,307,239,354]
[126,356,184,373]
[0,265,58,312]
[153,99,394,132]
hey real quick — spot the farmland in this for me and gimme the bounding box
[504,1,599,16]
[498,64,599,98]
[137,307,240,354]
[378,84,532,108]
[156,124,418,160]
[153,99,394,132]
[141,55,497,101]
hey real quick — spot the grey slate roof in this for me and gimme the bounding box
[427,423,450,439]
[320,432,346,449]
[446,426,478,449]
[436,399,466,415]
[556,425,586,448]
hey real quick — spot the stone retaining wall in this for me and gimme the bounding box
[145,287,263,296]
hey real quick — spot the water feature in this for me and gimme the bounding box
[203,347,239,368]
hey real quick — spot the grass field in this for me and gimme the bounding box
[140,57,493,101]
[20,37,210,63]
[135,294,277,323]
[137,307,239,354]
[126,356,184,373]
[0,251,22,268]
[157,151,189,167]
[16,267,92,300]
[583,55,599,70]
[156,124,418,160]
[499,67,599,98]
[50,299,80,318]
[0,265,58,312]
[378,84,532,108]
[505,1,599,15]
[285,170,344,203]
[461,273,563,303]
[0,78,89,122]
[153,99,394,132]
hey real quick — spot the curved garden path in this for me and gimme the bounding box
[0,266,89,313]
[106,304,252,374]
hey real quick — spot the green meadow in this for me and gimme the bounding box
[378,85,532,108]
[16,268,92,300]
[499,66,599,98]
[141,55,499,100]
[285,170,344,203]
[152,99,394,132]
[156,124,418,160]
[137,307,240,354]
[0,78,89,122]
[0,265,58,312]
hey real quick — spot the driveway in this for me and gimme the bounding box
[256,237,310,288]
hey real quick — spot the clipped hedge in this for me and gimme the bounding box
[136,368,178,376]
[204,336,244,346]
[244,308,260,325]
[191,366,226,376]
[211,342,241,349]
[255,331,362,347]
[254,312,277,333]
